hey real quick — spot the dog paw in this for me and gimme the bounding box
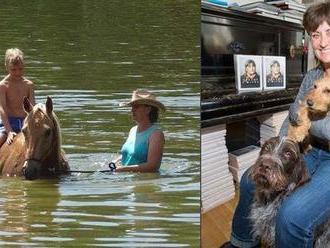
[301,144,312,154]
[289,114,301,126]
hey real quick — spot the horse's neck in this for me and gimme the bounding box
[2,133,26,154]
[0,133,26,175]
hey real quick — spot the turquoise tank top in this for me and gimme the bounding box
[121,124,161,166]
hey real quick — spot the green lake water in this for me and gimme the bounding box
[0,1,200,247]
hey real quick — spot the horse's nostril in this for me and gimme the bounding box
[307,99,314,107]
[22,161,41,180]
[24,171,38,180]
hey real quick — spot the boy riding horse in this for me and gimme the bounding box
[0,48,35,147]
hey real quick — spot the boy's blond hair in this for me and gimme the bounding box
[5,48,24,69]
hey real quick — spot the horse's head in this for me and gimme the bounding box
[21,96,61,180]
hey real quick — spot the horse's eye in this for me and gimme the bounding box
[44,126,51,136]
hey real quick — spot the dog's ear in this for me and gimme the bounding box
[291,157,310,187]
[260,136,279,155]
[248,160,256,179]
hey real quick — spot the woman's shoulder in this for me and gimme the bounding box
[306,66,323,79]
[302,67,323,87]
[147,124,164,136]
[149,128,165,142]
[151,124,163,132]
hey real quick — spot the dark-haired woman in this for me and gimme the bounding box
[221,2,330,248]
[113,89,165,172]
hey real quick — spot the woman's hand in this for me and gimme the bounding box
[109,155,122,172]
[108,162,116,171]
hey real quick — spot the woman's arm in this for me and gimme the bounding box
[279,69,321,137]
[115,130,165,172]
[280,68,330,140]
[310,116,330,140]
[288,71,317,124]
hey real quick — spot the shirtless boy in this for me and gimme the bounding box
[0,48,35,147]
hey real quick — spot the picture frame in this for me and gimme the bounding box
[234,55,263,93]
[262,56,286,90]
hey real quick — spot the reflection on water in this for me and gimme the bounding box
[0,0,200,247]
[0,172,199,247]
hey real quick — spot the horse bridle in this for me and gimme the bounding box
[22,156,57,177]
[22,113,58,176]
[21,109,117,176]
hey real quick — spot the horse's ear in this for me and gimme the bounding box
[23,96,33,113]
[46,96,53,114]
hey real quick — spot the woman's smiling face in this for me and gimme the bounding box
[311,21,330,64]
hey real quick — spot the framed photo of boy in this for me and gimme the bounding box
[263,56,286,90]
[234,55,263,93]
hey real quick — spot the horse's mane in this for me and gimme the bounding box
[25,103,62,160]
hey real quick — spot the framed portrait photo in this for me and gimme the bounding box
[262,56,286,90]
[234,55,263,93]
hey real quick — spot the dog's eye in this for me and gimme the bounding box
[324,88,330,94]
[314,84,317,89]
[262,145,271,153]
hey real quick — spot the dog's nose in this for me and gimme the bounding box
[307,99,314,107]
[261,162,272,172]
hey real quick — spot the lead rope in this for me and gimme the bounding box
[65,162,117,174]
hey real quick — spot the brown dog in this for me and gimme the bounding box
[287,76,330,150]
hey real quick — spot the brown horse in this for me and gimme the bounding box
[0,96,69,180]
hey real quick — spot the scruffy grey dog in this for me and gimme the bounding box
[314,222,330,248]
[248,136,330,248]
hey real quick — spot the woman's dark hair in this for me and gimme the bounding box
[149,106,159,123]
[245,59,256,68]
[303,2,330,34]
[270,60,280,68]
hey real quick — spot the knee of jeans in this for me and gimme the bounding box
[240,169,255,195]
[276,204,293,233]
[276,202,311,236]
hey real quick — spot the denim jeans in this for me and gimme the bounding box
[230,147,330,248]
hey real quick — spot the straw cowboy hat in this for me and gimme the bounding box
[120,89,166,112]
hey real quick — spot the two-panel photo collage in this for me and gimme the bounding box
[0,0,328,247]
